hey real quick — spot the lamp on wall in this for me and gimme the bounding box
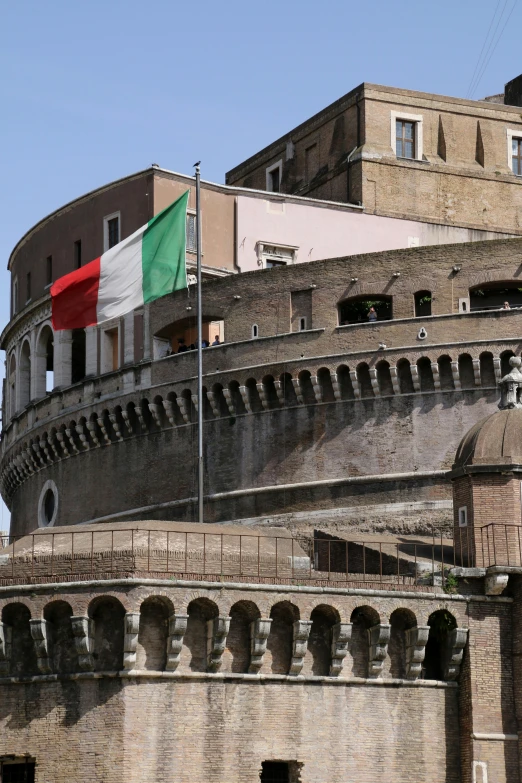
[351,277,358,283]
[393,271,401,278]
[453,265,462,273]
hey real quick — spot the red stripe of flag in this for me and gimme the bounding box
[51,257,101,330]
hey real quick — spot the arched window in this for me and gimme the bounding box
[19,340,31,409]
[90,597,125,672]
[266,602,299,674]
[414,290,432,317]
[338,295,392,325]
[252,324,259,338]
[8,353,16,418]
[35,324,54,398]
[424,610,457,680]
[183,598,219,672]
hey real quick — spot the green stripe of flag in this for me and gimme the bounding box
[142,190,189,303]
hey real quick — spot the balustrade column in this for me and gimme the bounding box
[53,330,73,389]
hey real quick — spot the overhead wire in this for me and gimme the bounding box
[470,0,517,99]
[465,0,503,98]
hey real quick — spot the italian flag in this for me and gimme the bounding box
[51,191,189,330]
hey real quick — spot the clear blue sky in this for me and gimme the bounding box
[0,0,520,527]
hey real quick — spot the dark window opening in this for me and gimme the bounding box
[71,329,86,384]
[396,119,416,159]
[1,761,36,783]
[414,290,432,317]
[107,216,120,249]
[266,258,286,268]
[46,255,53,286]
[74,240,82,269]
[260,761,289,783]
[339,296,392,325]
[43,488,55,525]
[268,167,280,193]
[424,610,457,680]
[26,272,31,303]
[513,138,522,175]
[470,282,522,312]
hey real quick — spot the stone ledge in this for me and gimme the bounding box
[0,575,512,602]
[0,669,458,688]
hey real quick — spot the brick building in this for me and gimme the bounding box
[226,74,522,237]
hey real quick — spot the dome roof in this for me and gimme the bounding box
[453,408,522,471]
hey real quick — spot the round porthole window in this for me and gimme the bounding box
[38,480,58,528]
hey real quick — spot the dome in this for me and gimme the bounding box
[453,408,522,470]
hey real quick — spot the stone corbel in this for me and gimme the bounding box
[222,389,236,416]
[239,385,252,413]
[148,403,163,429]
[369,368,380,397]
[256,384,270,410]
[405,625,430,680]
[291,378,304,405]
[349,370,361,399]
[0,623,13,676]
[451,362,462,391]
[389,367,401,396]
[75,423,91,450]
[86,421,101,447]
[177,397,191,424]
[331,372,342,402]
[71,616,94,671]
[123,612,140,671]
[166,613,188,671]
[135,406,148,432]
[289,620,312,675]
[249,618,272,673]
[472,358,481,386]
[191,395,199,414]
[207,616,231,673]
[273,380,285,406]
[410,365,421,392]
[329,622,352,676]
[65,427,80,455]
[485,573,509,595]
[32,442,45,469]
[493,357,502,385]
[97,416,112,445]
[29,619,52,674]
[206,391,221,418]
[162,399,176,426]
[368,623,391,678]
[431,362,441,391]
[444,628,468,681]
[108,413,124,441]
[309,376,322,403]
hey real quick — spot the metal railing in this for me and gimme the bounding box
[0,528,458,589]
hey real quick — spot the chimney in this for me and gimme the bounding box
[505,75,522,107]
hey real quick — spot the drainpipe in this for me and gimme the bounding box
[346,146,358,204]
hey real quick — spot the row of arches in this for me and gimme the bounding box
[6,324,86,419]
[0,349,511,500]
[0,596,462,682]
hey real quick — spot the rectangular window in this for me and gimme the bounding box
[260,761,289,783]
[46,255,52,286]
[266,161,282,193]
[512,137,522,175]
[186,213,197,251]
[74,239,82,269]
[103,212,121,251]
[458,506,468,528]
[396,119,416,159]
[26,272,31,303]
[108,217,119,248]
[1,761,36,783]
[266,258,286,268]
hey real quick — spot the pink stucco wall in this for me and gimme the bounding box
[236,195,510,272]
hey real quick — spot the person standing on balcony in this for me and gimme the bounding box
[367,306,377,322]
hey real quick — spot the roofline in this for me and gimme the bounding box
[225,80,520,181]
[6,166,364,271]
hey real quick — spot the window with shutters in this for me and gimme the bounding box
[186,212,197,252]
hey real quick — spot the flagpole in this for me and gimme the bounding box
[194,162,204,524]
